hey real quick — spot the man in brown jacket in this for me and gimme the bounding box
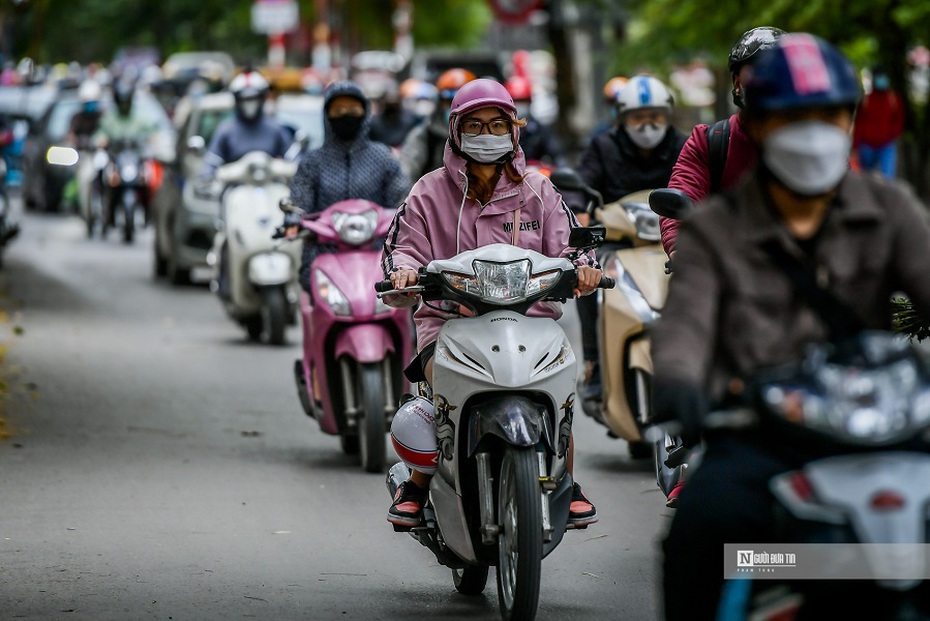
[652,34,930,620]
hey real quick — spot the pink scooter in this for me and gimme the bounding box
[278,199,414,473]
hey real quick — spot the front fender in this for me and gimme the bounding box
[334,323,395,363]
[466,395,554,456]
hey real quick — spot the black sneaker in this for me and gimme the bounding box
[568,482,598,527]
[387,480,428,527]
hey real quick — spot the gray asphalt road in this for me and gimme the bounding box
[0,200,668,621]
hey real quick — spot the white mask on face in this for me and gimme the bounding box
[763,120,851,196]
[460,133,514,164]
[239,99,262,120]
[625,122,667,150]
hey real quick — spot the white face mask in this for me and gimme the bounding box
[763,121,851,196]
[460,133,514,164]
[625,122,666,150]
[239,99,262,120]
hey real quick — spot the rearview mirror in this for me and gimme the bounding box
[549,167,590,193]
[568,225,606,251]
[648,188,694,221]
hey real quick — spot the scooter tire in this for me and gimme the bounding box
[260,287,288,346]
[359,363,387,473]
[340,433,360,455]
[452,565,489,595]
[629,440,652,460]
[496,446,543,621]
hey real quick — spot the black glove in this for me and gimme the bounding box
[652,377,707,448]
[282,212,302,228]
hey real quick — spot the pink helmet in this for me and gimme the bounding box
[448,78,519,150]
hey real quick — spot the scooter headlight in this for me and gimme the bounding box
[314,269,351,316]
[332,209,378,246]
[625,204,661,242]
[760,356,930,446]
[47,146,79,167]
[444,259,561,304]
[605,256,659,323]
[120,164,139,183]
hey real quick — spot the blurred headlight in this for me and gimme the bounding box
[332,209,378,245]
[314,269,350,316]
[47,146,79,167]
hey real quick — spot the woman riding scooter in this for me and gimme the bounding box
[381,78,604,529]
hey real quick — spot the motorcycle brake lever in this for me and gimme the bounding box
[376,285,425,299]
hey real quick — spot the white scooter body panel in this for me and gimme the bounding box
[221,181,300,312]
[772,452,930,590]
[432,310,576,487]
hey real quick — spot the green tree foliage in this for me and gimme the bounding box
[4,0,490,66]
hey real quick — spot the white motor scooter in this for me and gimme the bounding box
[207,151,300,345]
[380,231,614,620]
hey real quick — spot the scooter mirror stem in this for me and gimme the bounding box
[279,198,299,214]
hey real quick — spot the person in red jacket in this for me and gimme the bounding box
[853,65,905,179]
[660,26,785,258]
[657,26,784,508]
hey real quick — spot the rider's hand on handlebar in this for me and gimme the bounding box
[390,269,419,293]
[285,225,299,239]
[575,266,601,298]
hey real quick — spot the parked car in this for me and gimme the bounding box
[152,91,324,285]
[152,91,232,284]
[22,88,173,213]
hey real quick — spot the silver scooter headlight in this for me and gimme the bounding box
[332,209,378,246]
[604,255,659,323]
[442,259,560,305]
[759,341,930,446]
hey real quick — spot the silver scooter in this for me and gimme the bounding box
[378,230,614,621]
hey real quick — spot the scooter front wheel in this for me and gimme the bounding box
[260,287,288,345]
[358,363,387,473]
[497,446,543,621]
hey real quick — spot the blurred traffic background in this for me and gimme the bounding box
[1,0,929,218]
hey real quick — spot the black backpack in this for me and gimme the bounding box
[706,118,731,194]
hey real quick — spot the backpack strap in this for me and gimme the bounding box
[705,118,730,194]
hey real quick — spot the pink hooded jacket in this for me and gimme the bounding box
[382,144,596,352]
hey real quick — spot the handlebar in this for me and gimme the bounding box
[375,273,615,295]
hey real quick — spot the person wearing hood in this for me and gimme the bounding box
[381,78,604,530]
[286,80,410,292]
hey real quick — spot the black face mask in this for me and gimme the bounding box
[330,116,364,141]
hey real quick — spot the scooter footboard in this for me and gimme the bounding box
[464,394,555,457]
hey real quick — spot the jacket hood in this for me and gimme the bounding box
[322,80,372,146]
